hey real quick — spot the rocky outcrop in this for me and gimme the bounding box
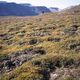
[63,25,78,36]
[50,68,80,80]
[0,47,46,73]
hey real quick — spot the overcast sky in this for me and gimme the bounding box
[0,0,80,9]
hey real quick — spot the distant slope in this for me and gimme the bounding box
[0,2,38,16]
[33,6,51,14]
[67,5,80,12]
[61,5,80,14]
[49,7,59,12]
[0,1,59,16]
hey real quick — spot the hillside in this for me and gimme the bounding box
[0,2,37,16]
[0,1,59,16]
[0,5,80,80]
[61,5,80,14]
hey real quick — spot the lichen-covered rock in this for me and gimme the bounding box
[0,47,46,73]
[67,42,80,51]
[50,68,80,80]
[3,60,15,70]
[63,25,79,36]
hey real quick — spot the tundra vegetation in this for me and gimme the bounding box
[0,5,80,80]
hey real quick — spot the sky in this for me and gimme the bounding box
[0,0,80,9]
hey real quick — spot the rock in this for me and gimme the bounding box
[0,33,6,38]
[39,68,50,80]
[2,35,12,40]
[32,60,41,66]
[0,55,9,62]
[8,28,14,32]
[0,63,4,73]
[0,45,3,49]
[48,37,61,42]
[50,68,80,80]
[55,60,62,68]
[3,60,15,70]
[32,32,51,37]
[33,48,46,55]
[18,33,25,37]
[29,39,38,45]
[18,41,27,45]
[76,27,80,35]
[13,59,20,67]
[67,42,80,51]
[18,55,28,65]
[50,73,58,80]
[8,47,45,60]
[0,47,46,73]
[63,59,74,67]
[63,25,78,36]
[5,40,13,45]
[71,25,79,29]
[8,52,21,58]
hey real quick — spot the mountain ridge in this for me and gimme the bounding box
[0,1,59,16]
